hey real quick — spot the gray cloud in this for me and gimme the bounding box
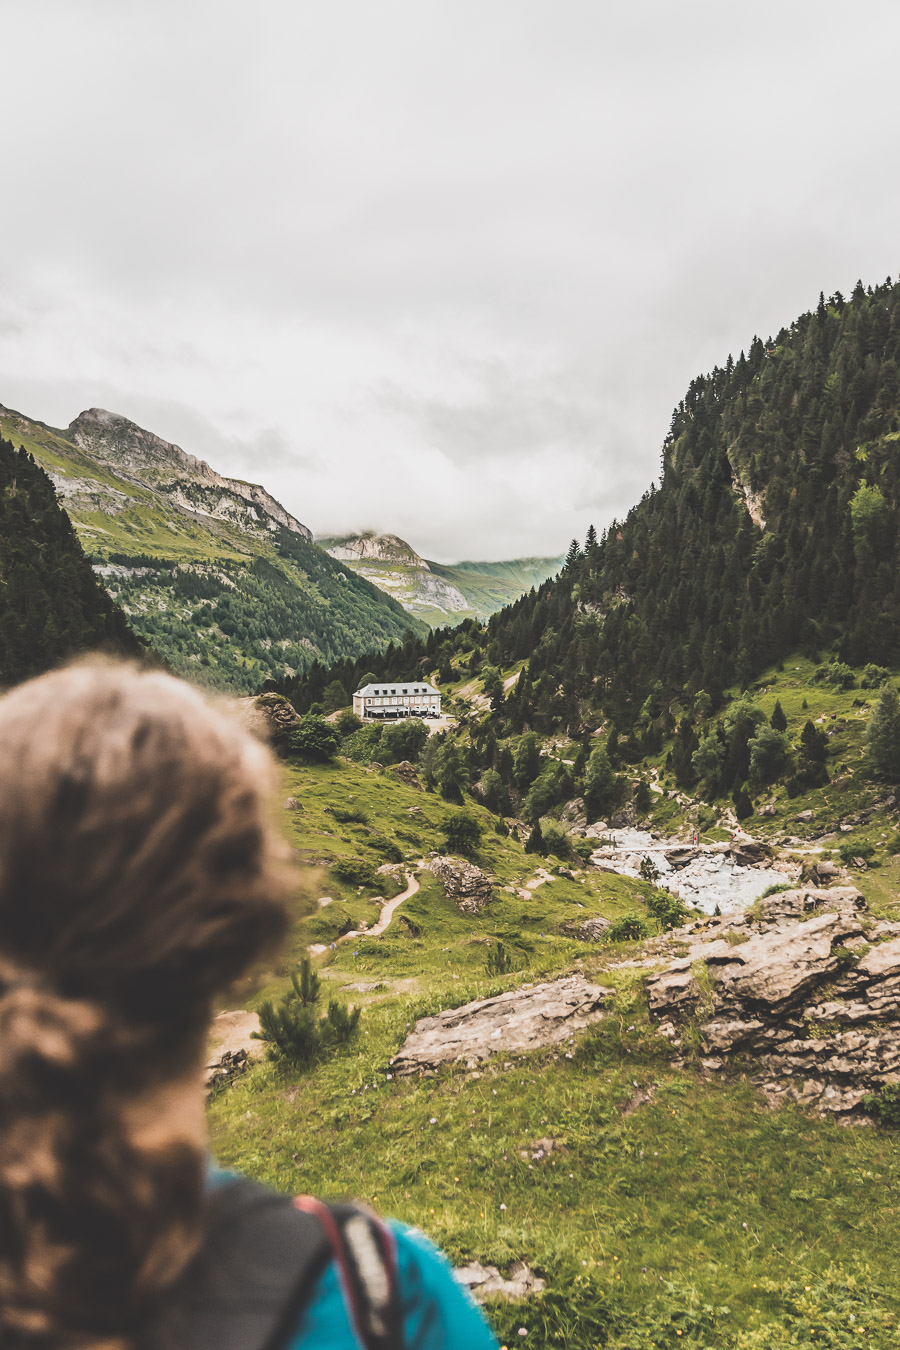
[1,0,899,558]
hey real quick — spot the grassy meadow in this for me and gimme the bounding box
[210,711,900,1348]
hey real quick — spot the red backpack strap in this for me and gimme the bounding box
[294,1196,403,1350]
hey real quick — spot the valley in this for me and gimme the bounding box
[209,649,900,1347]
[5,278,900,1346]
[321,530,562,627]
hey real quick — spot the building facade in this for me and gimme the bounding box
[352,681,441,720]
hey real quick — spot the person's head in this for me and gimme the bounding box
[0,661,291,1346]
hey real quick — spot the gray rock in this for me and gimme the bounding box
[428,856,493,913]
[392,760,423,790]
[560,797,588,831]
[389,974,613,1074]
[641,885,900,1117]
[646,959,700,1016]
[561,916,611,941]
[455,1261,546,1303]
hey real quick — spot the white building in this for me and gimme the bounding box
[353,681,441,720]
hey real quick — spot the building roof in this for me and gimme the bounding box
[354,682,440,697]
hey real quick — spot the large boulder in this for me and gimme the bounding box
[428,855,493,914]
[389,974,613,1074]
[237,693,301,757]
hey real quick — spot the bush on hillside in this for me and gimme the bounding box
[379,718,429,764]
[524,820,547,855]
[290,714,341,762]
[608,914,650,942]
[441,812,484,857]
[335,709,363,736]
[331,857,377,888]
[540,820,572,859]
[646,887,689,931]
[252,959,361,1069]
[861,663,891,689]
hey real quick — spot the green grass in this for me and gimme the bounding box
[209,750,900,1347]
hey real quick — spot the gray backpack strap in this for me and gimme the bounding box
[142,1178,405,1350]
[142,1178,332,1350]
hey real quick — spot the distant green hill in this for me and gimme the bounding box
[0,433,142,685]
[0,403,426,693]
[321,530,561,626]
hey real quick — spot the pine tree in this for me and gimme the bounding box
[867,686,900,780]
[770,699,788,731]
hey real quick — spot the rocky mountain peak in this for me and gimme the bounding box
[327,531,429,569]
[67,407,312,540]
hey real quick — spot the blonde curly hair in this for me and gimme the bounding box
[0,662,291,1347]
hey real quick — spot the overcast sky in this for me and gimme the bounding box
[1,1,899,560]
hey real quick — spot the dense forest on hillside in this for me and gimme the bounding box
[285,280,900,738]
[103,528,426,693]
[0,436,142,684]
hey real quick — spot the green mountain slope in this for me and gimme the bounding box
[428,555,563,618]
[0,433,142,685]
[289,278,900,731]
[0,404,426,693]
[321,530,561,626]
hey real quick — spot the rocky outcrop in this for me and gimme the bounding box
[238,693,301,756]
[389,974,613,1075]
[560,916,611,942]
[391,760,423,790]
[69,408,312,539]
[428,856,493,913]
[644,887,900,1116]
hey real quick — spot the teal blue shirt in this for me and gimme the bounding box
[207,1167,499,1349]
[288,1218,499,1350]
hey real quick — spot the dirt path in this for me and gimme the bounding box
[311,871,421,953]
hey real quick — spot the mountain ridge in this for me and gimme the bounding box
[0,401,425,693]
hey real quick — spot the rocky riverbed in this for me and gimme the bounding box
[588,827,796,913]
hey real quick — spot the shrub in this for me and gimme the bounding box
[379,718,429,764]
[541,820,573,859]
[251,959,361,1069]
[608,914,650,942]
[639,855,660,883]
[485,941,515,976]
[331,857,377,887]
[524,820,546,855]
[573,837,595,864]
[364,836,404,864]
[329,805,369,824]
[290,714,340,762]
[838,841,875,865]
[442,812,484,857]
[861,663,891,689]
[864,1083,900,1127]
[335,709,363,736]
[646,888,688,931]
